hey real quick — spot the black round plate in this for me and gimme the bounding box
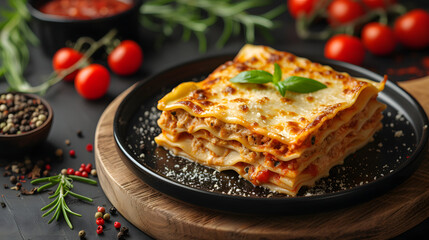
[113,55,428,214]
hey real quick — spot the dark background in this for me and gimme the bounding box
[1,0,429,239]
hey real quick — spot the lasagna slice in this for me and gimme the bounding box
[155,44,386,196]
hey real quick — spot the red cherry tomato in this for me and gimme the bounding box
[52,48,83,81]
[324,34,365,65]
[362,0,396,9]
[81,171,88,178]
[287,0,318,18]
[75,64,110,100]
[327,0,365,26]
[394,9,429,49]
[361,22,396,55]
[108,40,143,76]
[75,171,82,176]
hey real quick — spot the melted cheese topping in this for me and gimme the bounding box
[158,45,385,150]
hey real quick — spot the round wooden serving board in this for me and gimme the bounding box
[95,77,429,240]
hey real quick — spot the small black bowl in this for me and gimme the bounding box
[0,93,53,156]
[27,0,143,56]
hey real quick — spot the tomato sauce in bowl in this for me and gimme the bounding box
[38,0,133,20]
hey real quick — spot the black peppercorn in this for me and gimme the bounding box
[117,231,125,240]
[9,175,17,184]
[120,226,129,235]
[109,206,117,215]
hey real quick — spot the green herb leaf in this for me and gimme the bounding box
[229,64,327,97]
[274,82,287,97]
[32,174,97,229]
[229,70,273,84]
[272,63,281,84]
[280,76,327,93]
[141,0,285,52]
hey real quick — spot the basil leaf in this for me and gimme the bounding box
[274,82,287,97]
[272,63,282,84]
[229,70,273,84]
[280,76,327,93]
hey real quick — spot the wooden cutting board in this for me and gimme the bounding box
[94,76,429,240]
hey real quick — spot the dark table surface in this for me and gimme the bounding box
[1,1,429,239]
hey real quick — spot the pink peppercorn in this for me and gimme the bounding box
[86,144,93,152]
[114,221,121,229]
[69,150,76,157]
[96,225,103,234]
[96,217,105,226]
[45,164,51,171]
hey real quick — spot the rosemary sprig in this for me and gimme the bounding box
[0,0,38,92]
[140,0,285,52]
[31,174,97,229]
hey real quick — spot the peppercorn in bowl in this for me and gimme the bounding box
[0,93,53,155]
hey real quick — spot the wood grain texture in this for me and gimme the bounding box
[95,81,429,240]
[399,76,429,116]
